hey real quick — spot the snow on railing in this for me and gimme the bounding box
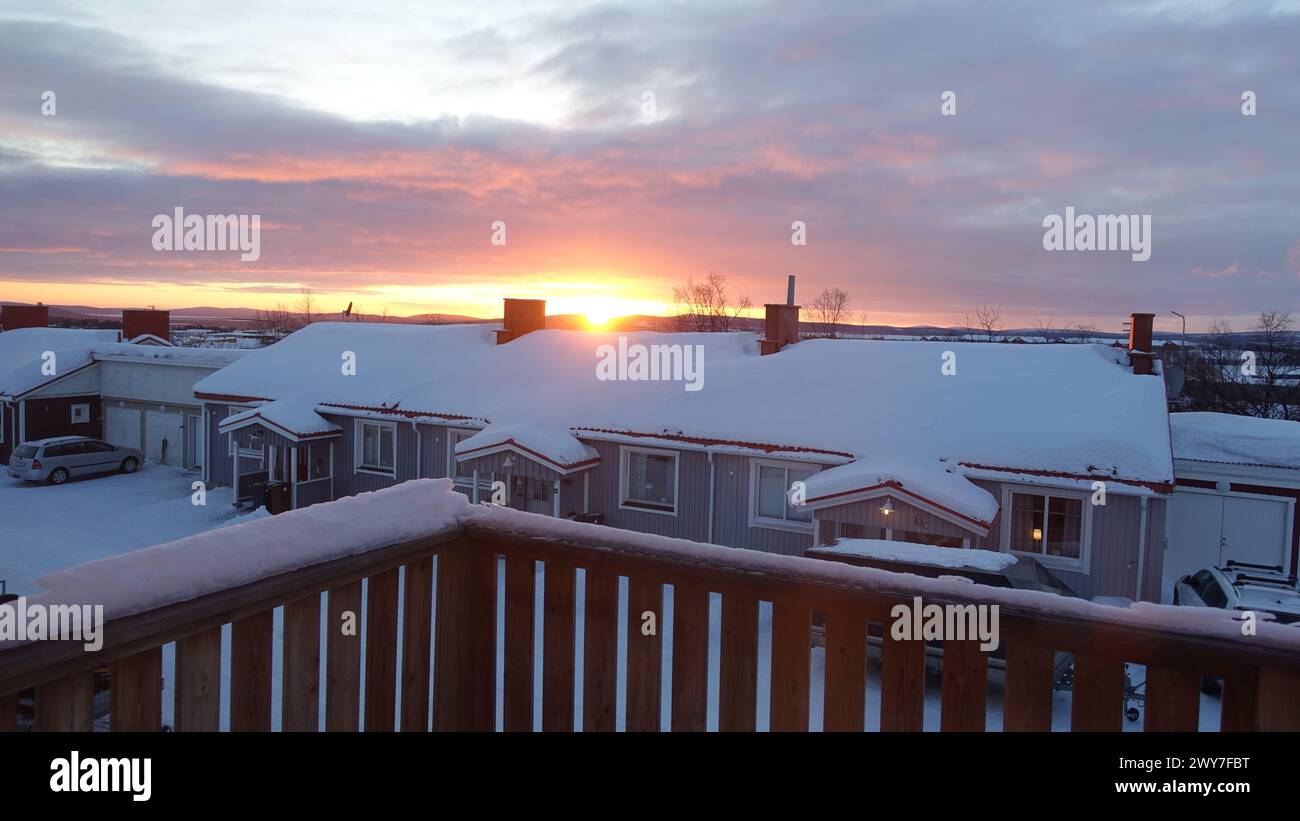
[2,478,1298,732]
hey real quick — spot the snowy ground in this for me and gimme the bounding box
[0,464,259,596]
[2,474,1222,731]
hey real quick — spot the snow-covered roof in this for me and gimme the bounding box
[194,322,1175,516]
[811,538,1019,572]
[0,328,120,399]
[1171,412,1300,471]
[455,421,600,473]
[220,400,342,441]
[92,342,248,367]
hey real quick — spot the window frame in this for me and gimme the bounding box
[354,420,397,477]
[618,445,679,517]
[999,485,1092,572]
[748,458,819,533]
[70,403,90,424]
[446,427,494,490]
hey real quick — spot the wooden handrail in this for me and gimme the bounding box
[3,505,1298,731]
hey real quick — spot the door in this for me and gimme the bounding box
[145,410,183,465]
[187,414,203,469]
[1221,496,1290,569]
[1166,489,1292,579]
[105,406,142,451]
[1166,491,1225,581]
[525,477,554,515]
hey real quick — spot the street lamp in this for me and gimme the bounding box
[1170,311,1186,364]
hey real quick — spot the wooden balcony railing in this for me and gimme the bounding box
[2,483,1298,732]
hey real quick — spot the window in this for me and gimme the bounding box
[1005,490,1087,566]
[296,441,332,482]
[70,404,90,424]
[356,422,396,475]
[620,447,677,514]
[84,441,115,453]
[1193,569,1228,608]
[750,460,816,530]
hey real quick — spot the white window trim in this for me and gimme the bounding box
[998,485,1092,573]
[354,420,397,477]
[748,458,819,533]
[70,403,90,424]
[618,445,679,517]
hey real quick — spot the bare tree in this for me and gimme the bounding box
[673,272,753,332]
[297,288,316,327]
[962,302,1002,342]
[1072,323,1098,344]
[1031,318,1055,343]
[1247,311,1298,419]
[380,305,391,324]
[809,287,851,338]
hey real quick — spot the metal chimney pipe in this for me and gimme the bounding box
[786,275,796,306]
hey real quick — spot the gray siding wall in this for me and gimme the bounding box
[459,449,562,481]
[232,425,294,451]
[296,478,333,509]
[331,415,422,497]
[205,404,232,486]
[711,453,818,556]
[582,440,711,540]
[817,495,984,544]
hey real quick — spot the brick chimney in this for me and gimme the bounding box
[1128,312,1155,375]
[122,309,171,343]
[759,275,800,355]
[1,303,49,331]
[495,298,546,344]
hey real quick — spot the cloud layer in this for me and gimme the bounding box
[1,1,1297,328]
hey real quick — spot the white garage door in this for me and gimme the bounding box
[105,406,141,451]
[145,410,183,466]
[1166,489,1292,580]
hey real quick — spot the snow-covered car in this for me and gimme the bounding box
[7,436,142,485]
[1173,562,1300,625]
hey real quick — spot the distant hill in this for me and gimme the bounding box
[0,301,1186,340]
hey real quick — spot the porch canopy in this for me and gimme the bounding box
[454,421,599,480]
[219,399,342,444]
[798,457,998,537]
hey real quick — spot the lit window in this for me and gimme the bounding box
[621,448,677,513]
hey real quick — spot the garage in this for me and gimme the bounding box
[105,406,142,451]
[1165,489,1294,579]
[145,409,184,466]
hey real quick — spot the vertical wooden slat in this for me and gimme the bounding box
[719,592,758,731]
[110,647,162,731]
[769,601,810,731]
[823,608,866,732]
[670,584,709,732]
[0,693,16,731]
[1070,655,1123,732]
[502,555,535,732]
[1144,667,1200,732]
[400,557,434,732]
[326,581,363,731]
[36,670,94,731]
[1220,667,1258,732]
[1003,646,1055,731]
[540,561,576,731]
[880,632,925,731]
[940,639,987,731]
[175,626,221,731]
[364,568,400,732]
[1255,668,1300,731]
[282,595,321,732]
[583,569,619,731]
[435,543,496,731]
[230,609,273,731]
[626,577,662,732]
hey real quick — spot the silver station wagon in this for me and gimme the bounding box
[7,436,142,484]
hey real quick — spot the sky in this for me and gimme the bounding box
[0,0,1297,332]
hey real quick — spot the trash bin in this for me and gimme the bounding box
[266,481,292,515]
